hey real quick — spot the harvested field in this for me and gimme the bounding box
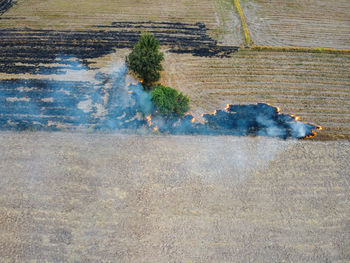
[1,0,348,140]
[0,0,13,16]
[0,23,239,75]
[241,0,350,49]
[1,47,349,140]
[162,50,350,140]
[0,0,350,261]
[0,0,242,46]
[0,132,349,262]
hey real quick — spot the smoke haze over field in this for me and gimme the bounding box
[0,57,320,139]
[1,132,348,262]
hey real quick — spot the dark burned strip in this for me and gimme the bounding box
[0,0,14,16]
[0,76,320,139]
[0,77,145,131]
[0,21,239,74]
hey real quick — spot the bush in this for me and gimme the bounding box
[151,85,190,118]
[126,33,164,89]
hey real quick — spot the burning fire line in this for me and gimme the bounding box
[202,103,322,139]
[146,103,322,139]
[146,115,153,127]
[146,115,159,132]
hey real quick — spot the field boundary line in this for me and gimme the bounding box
[232,0,252,47]
[251,45,350,54]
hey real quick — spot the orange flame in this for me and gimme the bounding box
[153,126,159,132]
[225,104,230,111]
[213,110,217,115]
[302,125,322,139]
[146,115,152,127]
[295,116,301,121]
[276,106,281,113]
[191,117,196,123]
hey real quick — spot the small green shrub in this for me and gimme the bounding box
[151,85,190,118]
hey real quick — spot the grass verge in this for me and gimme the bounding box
[232,0,252,47]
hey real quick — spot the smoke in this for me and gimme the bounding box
[0,56,320,139]
[0,56,152,131]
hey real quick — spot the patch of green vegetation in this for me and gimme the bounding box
[151,85,190,118]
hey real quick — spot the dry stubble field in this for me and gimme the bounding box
[162,50,350,140]
[1,0,349,139]
[0,133,349,262]
[241,0,350,49]
[0,0,242,46]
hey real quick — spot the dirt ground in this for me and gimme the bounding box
[0,132,349,262]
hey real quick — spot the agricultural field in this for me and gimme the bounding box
[0,0,350,261]
[0,133,349,262]
[1,0,349,140]
[162,50,350,140]
[241,0,350,49]
[0,0,242,46]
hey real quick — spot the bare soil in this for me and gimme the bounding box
[0,132,349,262]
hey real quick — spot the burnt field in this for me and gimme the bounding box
[0,74,320,139]
[0,0,13,16]
[0,0,349,262]
[0,0,349,140]
[0,22,238,75]
[162,51,350,140]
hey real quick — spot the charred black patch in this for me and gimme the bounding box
[0,75,320,138]
[203,104,320,139]
[0,69,320,139]
[148,104,321,139]
[0,21,239,74]
[0,20,320,138]
[0,72,148,132]
[0,0,14,16]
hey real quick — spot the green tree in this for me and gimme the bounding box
[127,33,164,89]
[151,85,190,118]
